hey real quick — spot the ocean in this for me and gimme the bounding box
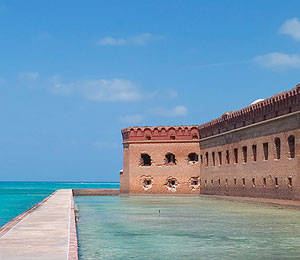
[0,181,119,227]
[76,195,300,260]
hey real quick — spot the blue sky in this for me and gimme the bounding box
[1,0,300,181]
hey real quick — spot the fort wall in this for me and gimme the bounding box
[120,84,300,200]
[121,126,200,194]
[198,84,300,200]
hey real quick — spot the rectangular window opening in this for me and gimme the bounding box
[212,152,216,166]
[288,177,292,187]
[252,177,256,187]
[275,177,279,187]
[242,178,246,186]
[234,148,238,164]
[252,144,257,162]
[275,137,281,160]
[288,135,295,158]
[234,178,237,186]
[263,143,269,160]
[225,178,228,187]
[218,178,221,187]
[263,177,267,187]
[218,151,222,166]
[226,150,230,164]
[242,146,247,163]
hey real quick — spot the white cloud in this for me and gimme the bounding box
[50,77,142,102]
[19,72,39,80]
[173,105,188,116]
[253,52,300,68]
[120,114,144,125]
[167,89,178,99]
[96,33,163,46]
[279,18,300,40]
[151,105,188,117]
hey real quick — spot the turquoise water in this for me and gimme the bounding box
[0,181,119,227]
[76,196,300,260]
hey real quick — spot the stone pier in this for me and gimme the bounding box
[0,189,78,260]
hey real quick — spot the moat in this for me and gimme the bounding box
[76,195,300,260]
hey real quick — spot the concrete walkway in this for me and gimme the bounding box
[0,189,78,260]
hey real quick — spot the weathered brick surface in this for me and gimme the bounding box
[120,84,300,200]
[121,126,200,194]
[199,114,300,200]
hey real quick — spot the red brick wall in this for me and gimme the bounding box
[199,113,300,200]
[121,126,200,194]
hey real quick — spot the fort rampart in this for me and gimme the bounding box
[121,84,300,200]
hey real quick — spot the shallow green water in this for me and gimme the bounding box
[76,196,300,260]
[0,181,119,227]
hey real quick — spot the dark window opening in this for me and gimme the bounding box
[263,143,269,160]
[288,135,295,158]
[165,153,176,164]
[200,155,203,164]
[141,154,151,166]
[166,178,178,189]
[218,151,222,166]
[204,180,207,187]
[288,177,292,187]
[212,152,216,166]
[275,177,279,187]
[234,148,238,164]
[190,177,199,186]
[242,178,246,186]
[226,150,230,164]
[142,177,153,190]
[252,177,256,187]
[211,179,214,186]
[252,145,257,162]
[144,179,151,186]
[205,152,209,166]
[225,179,228,187]
[263,177,267,187]
[146,136,151,140]
[218,178,221,187]
[275,137,281,159]
[234,178,237,186]
[170,135,176,140]
[242,146,247,163]
[192,134,198,139]
[188,153,199,163]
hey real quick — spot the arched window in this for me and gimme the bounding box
[165,153,176,164]
[274,137,281,159]
[141,153,151,166]
[288,135,295,158]
[188,153,199,163]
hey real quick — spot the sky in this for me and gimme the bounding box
[1,0,300,181]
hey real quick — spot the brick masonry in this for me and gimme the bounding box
[121,84,300,200]
[121,126,200,194]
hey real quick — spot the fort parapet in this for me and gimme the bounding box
[121,125,199,142]
[199,84,300,139]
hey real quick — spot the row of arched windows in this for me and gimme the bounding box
[140,152,199,166]
[201,135,295,167]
